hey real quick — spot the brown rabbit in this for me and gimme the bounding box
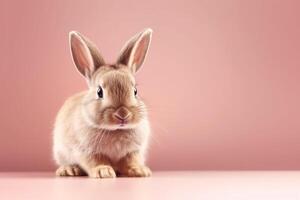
[53,29,152,178]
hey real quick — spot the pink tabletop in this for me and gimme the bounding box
[0,171,300,200]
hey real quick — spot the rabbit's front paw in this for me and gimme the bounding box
[56,165,86,176]
[124,165,152,177]
[90,165,116,178]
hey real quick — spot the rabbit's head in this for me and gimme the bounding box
[69,29,152,130]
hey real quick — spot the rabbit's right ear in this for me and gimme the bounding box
[69,31,105,79]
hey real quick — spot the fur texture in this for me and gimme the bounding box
[53,29,152,178]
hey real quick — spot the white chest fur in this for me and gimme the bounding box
[76,119,150,163]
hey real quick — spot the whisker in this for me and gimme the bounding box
[97,129,107,146]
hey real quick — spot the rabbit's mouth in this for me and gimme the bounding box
[107,123,137,130]
[112,117,140,129]
[119,122,126,127]
[117,120,131,128]
[117,118,128,126]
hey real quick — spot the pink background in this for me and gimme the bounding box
[0,0,300,171]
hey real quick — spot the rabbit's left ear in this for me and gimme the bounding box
[117,28,152,73]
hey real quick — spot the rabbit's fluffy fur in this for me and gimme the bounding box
[53,29,152,178]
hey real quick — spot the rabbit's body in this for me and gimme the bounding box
[53,91,150,166]
[53,29,153,178]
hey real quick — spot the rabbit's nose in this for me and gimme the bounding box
[113,107,131,121]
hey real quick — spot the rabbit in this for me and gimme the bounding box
[53,28,153,178]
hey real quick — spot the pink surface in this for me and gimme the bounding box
[1,171,300,200]
[0,0,300,171]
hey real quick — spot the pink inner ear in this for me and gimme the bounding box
[71,35,94,76]
[133,37,149,68]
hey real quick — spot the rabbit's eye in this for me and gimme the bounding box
[134,88,137,96]
[97,86,103,98]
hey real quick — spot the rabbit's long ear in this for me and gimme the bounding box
[69,31,105,79]
[117,28,152,73]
